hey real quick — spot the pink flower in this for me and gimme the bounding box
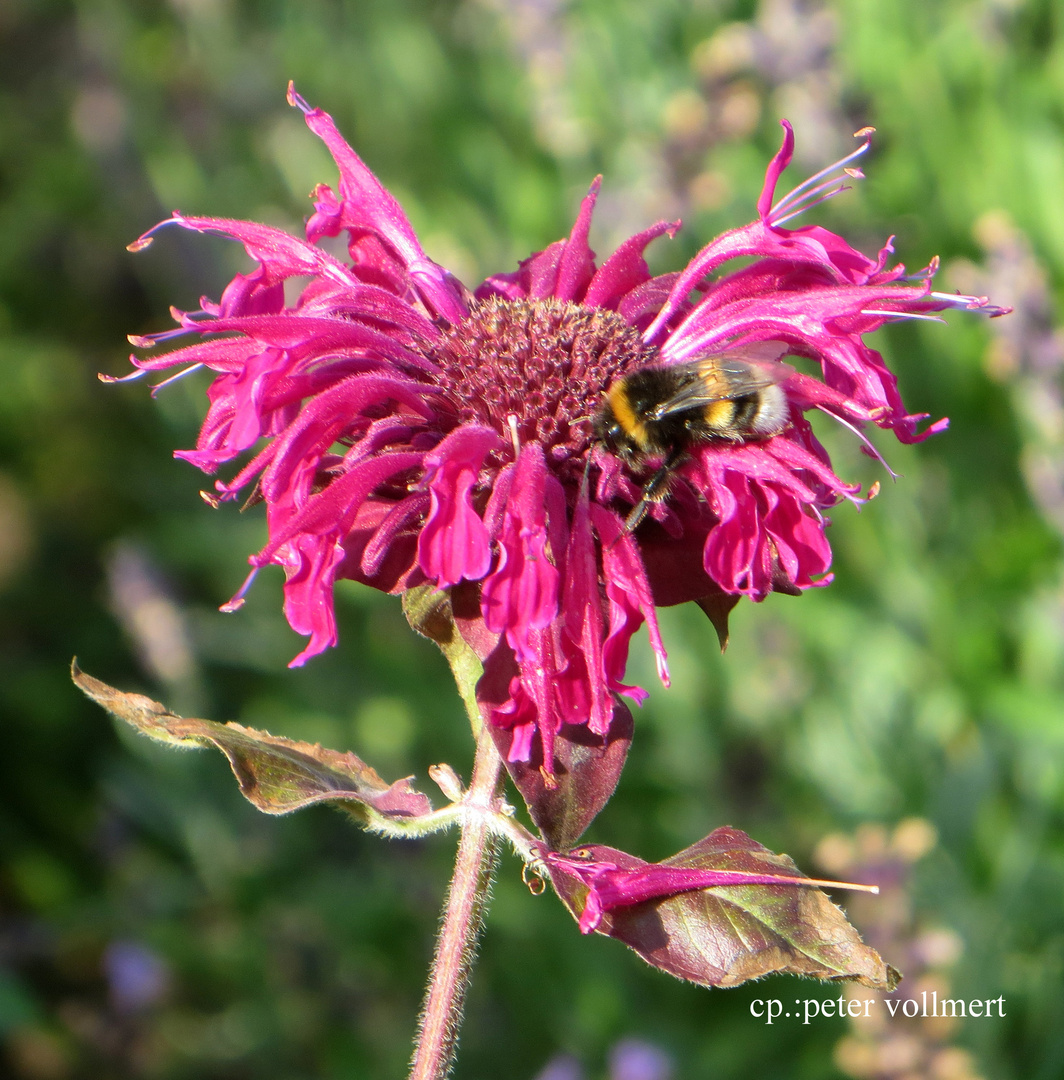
[123,86,1003,772]
[545,840,860,935]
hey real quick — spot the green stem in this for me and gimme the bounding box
[408,723,504,1080]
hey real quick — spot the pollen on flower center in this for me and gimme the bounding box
[429,297,656,464]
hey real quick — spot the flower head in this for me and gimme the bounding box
[123,86,1004,772]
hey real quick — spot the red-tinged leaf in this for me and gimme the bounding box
[449,580,499,663]
[491,702,634,850]
[469,620,633,849]
[638,519,742,649]
[73,662,433,828]
[694,593,741,651]
[545,827,899,991]
[424,578,631,848]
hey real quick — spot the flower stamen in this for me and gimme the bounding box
[220,567,259,613]
[770,183,853,227]
[506,414,522,459]
[861,309,946,323]
[816,405,900,481]
[929,291,1011,316]
[768,127,874,225]
[148,364,205,395]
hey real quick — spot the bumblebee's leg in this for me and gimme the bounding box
[623,446,686,532]
[623,498,652,533]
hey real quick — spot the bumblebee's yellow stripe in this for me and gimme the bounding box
[704,399,737,431]
[607,383,649,449]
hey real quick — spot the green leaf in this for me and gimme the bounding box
[72,662,435,831]
[402,584,484,733]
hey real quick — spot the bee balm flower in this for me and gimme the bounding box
[122,86,1003,771]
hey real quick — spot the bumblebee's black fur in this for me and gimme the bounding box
[596,366,767,461]
[594,349,791,530]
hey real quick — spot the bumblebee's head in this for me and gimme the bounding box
[593,380,646,462]
[593,402,625,455]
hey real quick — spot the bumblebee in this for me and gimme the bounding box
[595,344,792,530]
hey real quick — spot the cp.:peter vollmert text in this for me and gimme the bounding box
[750,993,1006,1025]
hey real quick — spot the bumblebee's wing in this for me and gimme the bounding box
[647,346,793,421]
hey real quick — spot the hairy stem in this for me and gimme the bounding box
[408,724,503,1080]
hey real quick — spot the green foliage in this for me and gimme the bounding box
[2,1,1062,1077]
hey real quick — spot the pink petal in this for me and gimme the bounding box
[417,426,502,588]
[288,84,468,324]
[546,847,829,934]
[542,178,600,303]
[481,445,562,659]
[583,220,679,310]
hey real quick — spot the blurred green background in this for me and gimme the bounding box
[2,0,1063,1077]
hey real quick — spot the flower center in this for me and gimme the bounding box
[430,297,656,467]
